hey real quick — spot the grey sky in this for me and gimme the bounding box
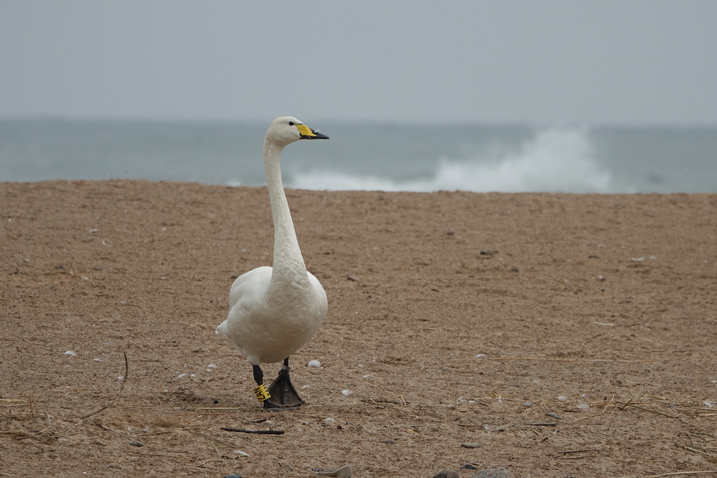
[1,1,716,125]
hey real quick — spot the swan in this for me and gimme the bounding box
[215,116,329,409]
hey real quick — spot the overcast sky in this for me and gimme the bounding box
[1,1,716,125]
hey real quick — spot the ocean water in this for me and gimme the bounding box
[1,119,716,193]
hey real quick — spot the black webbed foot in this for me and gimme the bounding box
[267,357,305,408]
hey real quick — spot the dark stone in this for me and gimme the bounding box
[433,471,459,478]
[461,464,478,470]
[224,475,243,478]
[471,467,510,478]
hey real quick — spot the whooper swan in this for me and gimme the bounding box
[215,116,329,409]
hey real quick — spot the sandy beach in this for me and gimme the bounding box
[1,180,716,477]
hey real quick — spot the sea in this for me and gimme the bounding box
[1,119,716,194]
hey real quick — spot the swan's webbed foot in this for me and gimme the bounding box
[252,359,304,411]
[267,357,305,408]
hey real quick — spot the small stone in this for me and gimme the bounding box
[308,360,321,368]
[128,441,144,447]
[380,439,395,444]
[460,442,481,448]
[341,389,353,396]
[461,464,478,470]
[317,465,352,477]
[433,471,459,478]
[470,468,510,478]
[480,249,497,255]
[446,230,455,236]
[224,475,243,478]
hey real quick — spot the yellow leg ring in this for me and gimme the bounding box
[254,384,271,402]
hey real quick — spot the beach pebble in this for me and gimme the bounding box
[557,395,567,401]
[460,442,481,448]
[224,475,243,478]
[433,471,459,478]
[128,440,144,447]
[323,418,335,424]
[462,464,478,470]
[302,385,311,389]
[308,360,321,368]
[341,389,353,396]
[233,450,249,457]
[470,468,510,478]
[207,364,217,368]
[480,250,497,255]
[317,465,352,477]
[64,351,77,356]
[476,354,486,358]
[380,439,395,444]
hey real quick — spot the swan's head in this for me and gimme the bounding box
[266,116,329,147]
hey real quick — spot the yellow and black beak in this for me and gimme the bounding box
[296,123,329,140]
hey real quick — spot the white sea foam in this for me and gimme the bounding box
[289,128,614,193]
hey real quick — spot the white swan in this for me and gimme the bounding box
[215,116,329,409]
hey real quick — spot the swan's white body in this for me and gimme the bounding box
[216,116,328,366]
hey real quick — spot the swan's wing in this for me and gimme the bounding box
[227,266,273,310]
[216,266,272,340]
[307,271,328,321]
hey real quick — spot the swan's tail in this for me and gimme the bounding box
[215,320,228,336]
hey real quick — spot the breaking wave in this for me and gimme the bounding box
[289,128,615,193]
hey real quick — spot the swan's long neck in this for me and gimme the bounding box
[263,140,307,283]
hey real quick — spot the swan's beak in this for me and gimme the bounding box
[296,124,329,140]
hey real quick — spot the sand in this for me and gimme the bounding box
[1,180,716,477]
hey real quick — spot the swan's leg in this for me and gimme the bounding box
[252,364,280,410]
[267,357,305,407]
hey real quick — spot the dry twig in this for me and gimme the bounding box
[81,353,128,419]
[220,427,284,435]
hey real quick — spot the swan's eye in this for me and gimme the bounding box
[289,122,295,126]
